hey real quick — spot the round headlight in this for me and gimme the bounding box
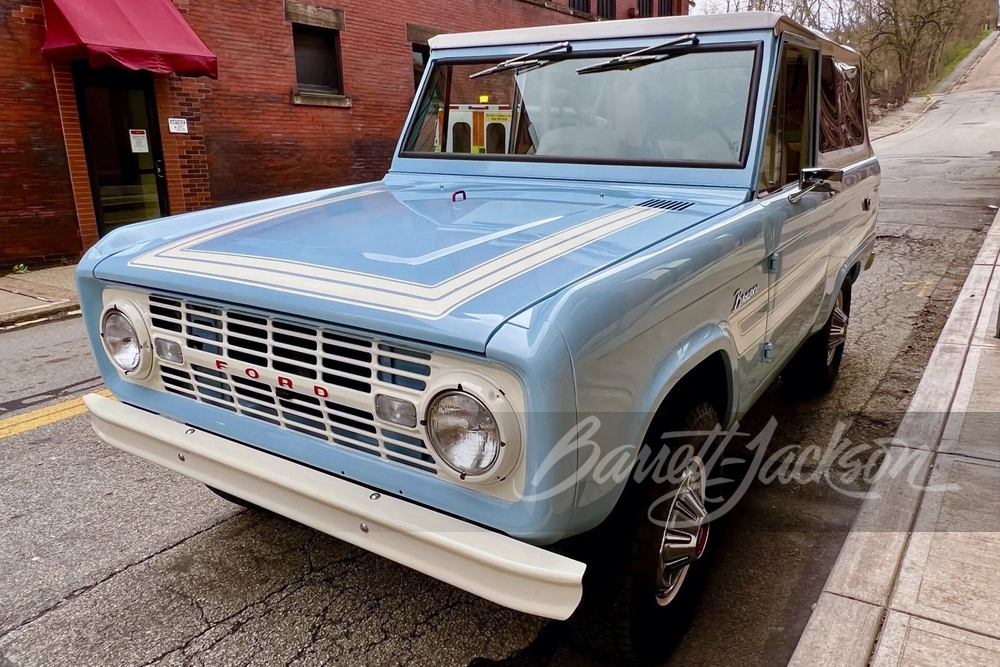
[426,391,502,477]
[102,308,143,372]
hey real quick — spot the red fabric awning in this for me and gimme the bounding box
[41,0,218,78]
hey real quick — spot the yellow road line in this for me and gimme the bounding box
[0,389,112,440]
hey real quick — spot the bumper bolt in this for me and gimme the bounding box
[360,522,369,533]
[370,493,380,500]
[177,453,185,461]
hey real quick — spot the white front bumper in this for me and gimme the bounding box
[84,394,585,619]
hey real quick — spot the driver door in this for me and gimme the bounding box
[756,38,832,377]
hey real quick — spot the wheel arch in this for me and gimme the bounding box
[567,325,739,537]
[636,324,737,431]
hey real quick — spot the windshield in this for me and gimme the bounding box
[401,46,759,166]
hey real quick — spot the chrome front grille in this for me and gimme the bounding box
[144,293,440,476]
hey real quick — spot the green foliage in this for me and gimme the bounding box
[917,28,992,96]
[11,264,29,275]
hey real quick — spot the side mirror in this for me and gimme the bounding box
[789,167,844,203]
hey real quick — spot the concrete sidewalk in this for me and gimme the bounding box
[0,265,79,327]
[789,213,1000,666]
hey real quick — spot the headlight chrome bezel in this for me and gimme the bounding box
[100,300,153,379]
[423,372,522,485]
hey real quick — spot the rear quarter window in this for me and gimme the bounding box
[818,55,872,167]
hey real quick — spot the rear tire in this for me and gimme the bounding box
[782,279,851,397]
[575,399,720,664]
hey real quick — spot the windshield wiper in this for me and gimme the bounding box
[576,33,699,75]
[470,41,572,79]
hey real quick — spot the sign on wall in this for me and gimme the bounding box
[129,129,149,153]
[168,118,189,134]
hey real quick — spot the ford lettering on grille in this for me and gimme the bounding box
[144,293,441,475]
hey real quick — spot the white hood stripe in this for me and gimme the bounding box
[131,199,663,319]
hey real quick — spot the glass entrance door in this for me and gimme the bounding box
[73,63,169,235]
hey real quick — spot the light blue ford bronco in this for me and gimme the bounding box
[79,11,878,662]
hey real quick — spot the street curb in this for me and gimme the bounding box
[869,100,935,143]
[787,210,1000,667]
[0,273,79,328]
[935,30,1000,95]
[0,304,81,330]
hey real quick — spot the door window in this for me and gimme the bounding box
[758,43,815,195]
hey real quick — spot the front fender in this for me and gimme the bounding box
[637,323,737,428]
[565,323,738,536]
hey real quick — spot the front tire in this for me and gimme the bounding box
[576,400,720,664]
[782,279,851,396]
[206,485,265,511]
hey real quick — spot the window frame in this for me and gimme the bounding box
[412,42,431,91]
[756,37,819,197]
[398,41,765,171]
[291,22,345,96]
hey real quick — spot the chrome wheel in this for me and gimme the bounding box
[655,457,710,607]
[827,290,849,366]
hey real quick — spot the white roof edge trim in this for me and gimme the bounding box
[428,11,860,64]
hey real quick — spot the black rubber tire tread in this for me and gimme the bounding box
[572,398,720,664]
[206,485,266,511]
[781,278,852,397]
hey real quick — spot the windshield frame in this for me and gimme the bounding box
[398,40,765,171]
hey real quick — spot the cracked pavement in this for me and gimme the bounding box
[3,62,1000,667]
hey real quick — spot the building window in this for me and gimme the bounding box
[292,24,343,94]
[597,0,616,18]
[638,0,652,16]
[569,0,590,12]
[658,0,673,15]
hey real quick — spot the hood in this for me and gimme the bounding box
[92,177,743,352]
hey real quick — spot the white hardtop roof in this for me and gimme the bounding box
[429,11,858,60]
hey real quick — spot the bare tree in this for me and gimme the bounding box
[696,0,996,101]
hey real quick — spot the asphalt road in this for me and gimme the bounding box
[2,62,1000,667]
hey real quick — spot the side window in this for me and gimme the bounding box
[759,43,815,195]
[819,55,867,160]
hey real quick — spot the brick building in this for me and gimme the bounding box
[0,0,689,269]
